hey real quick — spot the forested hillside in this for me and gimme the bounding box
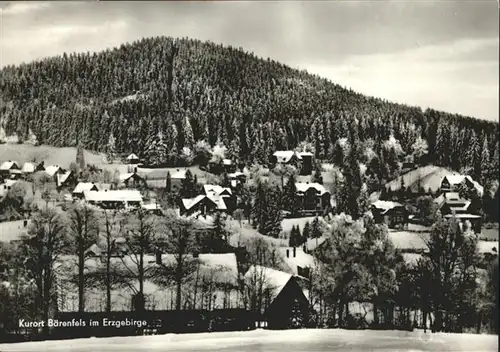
[1,36,498,185]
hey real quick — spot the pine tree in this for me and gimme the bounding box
[144,131,169,166]
[303,221,311,240]
[310,217,322,239]
[480,136,490,184]
[106,133,116,163]
[251,182,266,229]
[283,174,299,216]
[183,116,195,149]
[76,144,85,172]
[312,165,323,184]
[180,169,195,198]
[166,171,172,193]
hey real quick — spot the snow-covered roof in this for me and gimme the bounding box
[126,153,139,160]
[21,162,36,173]
[203,184,232,197]
[57,171,72,186]
[228,172,245,178]
[295,182,329,195]
[244,265,294,298]
[171,169,187,179]
[273,151,302,163]
[0,161,20,170]
[279,247,316,277]
[84,190,143,203]
[385,166,458,193]
[73,182,98,194]
[443,213,481,219]
[206,194,227,210]
[477,241,498,254]
[223,159,232,165]
[372,200,404,214]
[443,175,484,196]
[298,151,314,157]
[181,195,207,210]
[4,179,18,187]
[45,164,63,177]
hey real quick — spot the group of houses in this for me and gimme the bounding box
[374,166,485,232]
[0,160,76,189]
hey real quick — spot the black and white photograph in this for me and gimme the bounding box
[0,1,498,351]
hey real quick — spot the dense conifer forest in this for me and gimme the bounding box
[1,36,498,186]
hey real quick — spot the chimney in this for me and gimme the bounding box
[156,251,162,265]
[286,249,289,258]
[303,244,307,253]
[293,247,296,258]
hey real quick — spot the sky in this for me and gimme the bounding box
[1,1,498,122]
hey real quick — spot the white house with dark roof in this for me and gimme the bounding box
[434,192,482,233]
[0,161,20,171]
[56,170,75,188]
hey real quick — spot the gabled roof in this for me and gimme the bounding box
[73,182,98,194]
[372,200,404,214]
[119,172,143,182]
[181,195,209,210]
[57,171,73,186]
[45,164,64,177]
[83,190,142,203]
[203,184,232,197]
[126,153,139,160]
[295,182,329,195]
[21,162,36,173]
[443,175,484,196]
[0,161,20,170]
[244,265,294,298]
[171,169,187,179]
[385,166,458,193]
[273,150,302,163]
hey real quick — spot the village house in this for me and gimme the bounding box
[21,161,45,175]
[83,189,143,209]
[57,170,77,189]
[0,160,21,179]
[72,182,99,199]
[179,194,227,216]
[227,171,247,188]
[203,184,235,211]
[295,182,331,215]
[244,265,310,329]
[44,164,65,183]
[120,172,146,189]
[271,151,314,175]
[126,153,140,165]
[208,158,237,175]
[440,175,484,196]
[170,169,187,193]
[434,192,482,233]
[371,200,408,229]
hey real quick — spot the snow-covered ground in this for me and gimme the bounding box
[0,329,497,352]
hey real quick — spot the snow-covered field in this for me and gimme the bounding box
[0,329,497,352]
